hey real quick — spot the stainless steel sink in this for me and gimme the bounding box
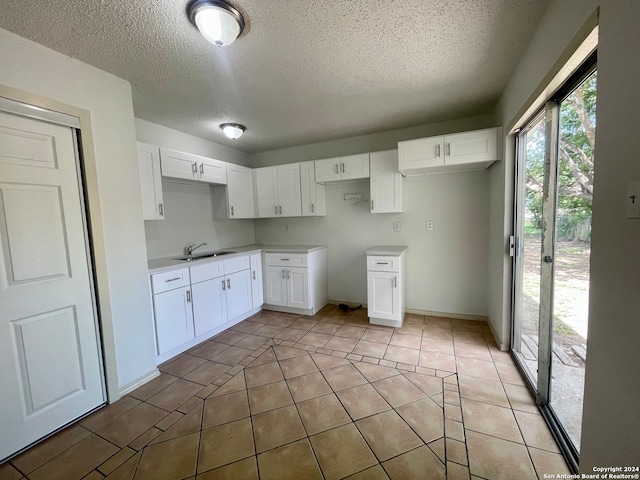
[172,251,234,262]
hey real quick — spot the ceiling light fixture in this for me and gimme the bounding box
[220,123,245,139]
[189,0,245,47]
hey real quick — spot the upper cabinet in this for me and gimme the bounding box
[370,150,403,213]
[315,153,370,183]
[255,163,302,218]
[398,127,502,175]
[160,147,227,185]
[211,164,256,219]
[300,161,326,216]
[137,142,164,220]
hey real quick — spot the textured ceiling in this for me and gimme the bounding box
[0,0,550,153]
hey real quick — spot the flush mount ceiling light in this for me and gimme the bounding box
[220,123,245,139]
[189,0,245,47]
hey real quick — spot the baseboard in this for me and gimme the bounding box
[118,368,160,398]
[405,308,488,322]
[486,318,510,352]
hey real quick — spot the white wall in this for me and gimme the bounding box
[491,0,640,468]
[136,119,255,259]
[0,29,156,396]
[255,169,491,317]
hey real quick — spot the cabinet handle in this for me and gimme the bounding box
[287,270,290,279]
[279,205,282,214]
[227,278,231,289]
[446,143,451,156]
[371,200,374,210]
[222,279,226,291]
[200,164,204,175]
[394,276,398,288]
[165,277,181,282]
[311,203,314,213]
[186,290,191,303]
[436,144,441,158]
[192,162,197,175]
[158,203,164,216]
[282,270,285,279]
[376,262,389,265]
[231,206,234,216]
[280,258,290,261]
[335,163,339,174]
[342,162,345,173]
[252,270,256,280]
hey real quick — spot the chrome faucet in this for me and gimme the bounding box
[186,242,206,255]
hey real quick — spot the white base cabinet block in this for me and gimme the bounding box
[366,248,407,328]
[137,142,165,220]
[370,149,403,213]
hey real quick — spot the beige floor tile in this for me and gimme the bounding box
[452,330,486,345]
[335,325,366,339]
[151,402,203,445]
[160,353,208,376]
[189,341,231,361]
[419,351,457,371]
[528,446,571,477]
[310,424,377,480]
[248,348,278,366]
[98,447,136,476]
[390,332,422,349]
[232,320,265,334]
[129,427,162,450]
[323,335,358,352]
[273,345,307,360]
[429,437,446,463]
[248,380,293,414]
[234,334,268,350]
[103,450,142,479]
[456,357,500,381]
[183,361,230,386]
[445,403,463,422]
[451,319,482,331]
[253,324,286,338]
[289,318,319,331]
[394,323,423,337]
[80,396,142,433]
[244,362,284,388]
[382,445,445,480]
[514,410,560,452]
[129,373,179,401]
[311,322,341,335]
[424,316,452,329]
[344,464,390,480]
[336,384,392,420]
[403,372,443,396]
[146,378,204,412]
[133,432,198,479]
[274,327,307,342]
[198,418,255,472]
[453,342,493,362]
[0,463,23,480]
[444,389,461,406]
[445,419,465,441]
[297,393,351,434]
[396,397,444,444]
[421,337,455,355]
[29,434,119,480]
[495,361,526,385]
[423,326,453,341]
[11,424,92,473]
[197,457,258,480]
[257,439,322,480]
[373,375,426,407]
[209,371,246,397]
[322,364,368,391]
[97,402,168,447]
[353,362,399,382]
[356,410,422,461]
[384,345,420,365]
[446,438,468,466]
[279,355,319,379]
[252,405,306,453]
[361,328,393,344]
[447,461,471,480]
[502,383,539,414]
[212,345,254,366]
[265,315,297,327]
[203,390,250,428]
[458,375,510,407]
[466,431,537,480]
[489,348,514,364]
[298,331,332,347]
[286,372,333,402]
[214,330,248,345]
[353,339,388,357]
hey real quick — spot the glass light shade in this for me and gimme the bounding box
[221,123,245,139]
[194,5,241,46]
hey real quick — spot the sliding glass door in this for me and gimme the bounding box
[512,59,596,469]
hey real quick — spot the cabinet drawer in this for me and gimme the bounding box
[151,268,190,294]
[190,260,224,284]
[265,253,308,267]
[367,256,400,272]
[224,255,251,275]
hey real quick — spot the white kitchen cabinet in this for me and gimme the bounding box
[211,163,256,219]
[153,286,194,354]
[224,269,253,320]
[190,261,226,337]
[263,248,327,315]
[255,163,302,218]
[250,253,264,308]
[370,149,403,213]
[300,161,326,216]
[315,153,370,183]
[137,142,164,220]
[160,147,228,185]
[398,127,501,175]
[366,248,406,328]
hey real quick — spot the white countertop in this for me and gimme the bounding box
[366,246,408,256]
[148,244,327,273]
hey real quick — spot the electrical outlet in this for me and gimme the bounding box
[627,180,640,219]
[393,222,401,232]
[426,221,434,231]
[284,224,290,232]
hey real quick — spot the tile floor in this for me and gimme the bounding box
[0,306,572,480]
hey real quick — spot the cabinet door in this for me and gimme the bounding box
[153,286,194,354]
[160,147,197,181]
[255,166,279,218]
[444,128,498,166]
[315,157,342,183]
[300,161,325,216]
[225,270,253,320]
[198,156,227,184]
[367,271,400,321]
[398,136,444,172]
[250,253,264,308]
[277,163,302,217]
[226,164,256,218]
[192,279,227,336]
[137,142,164,220]
[341,153,370,180]
[370,150,403,213]
[287,267,309,309]
[265,266,288,306]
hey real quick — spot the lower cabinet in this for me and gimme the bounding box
[224,269,253,320]
[191,277,226,337]
[366,250,406,328]
[153,285,194,354]
[265,266,309,309]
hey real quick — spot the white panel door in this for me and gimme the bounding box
[226,164,255,218]
[314,157,341,183]
[367,271,399,320]
[445,128,498,166]
[341,153,370,180]
[0,111,104,460]
[398,136,445,171]
[197,157,227,185]
[265,266,287,306]
[250,253,264,308]
[153,286,195,354]
[300,161,326,216]
[137,142,164,220]
[277,163,302,217]
[287,267,310,309]
[192,279,227,337]
[160,147,197,181]
[370,150,403,213]
[255,167,278,218]
[225,270,253,321]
